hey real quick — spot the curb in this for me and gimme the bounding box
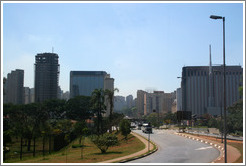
[119,133,158,163]
[175,132,224,163]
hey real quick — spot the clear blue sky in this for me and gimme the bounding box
[2,2,244,98]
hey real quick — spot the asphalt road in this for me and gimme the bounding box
[128,129,220,163]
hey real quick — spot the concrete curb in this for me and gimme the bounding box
[175,132,224,163]
[119,133,158,163]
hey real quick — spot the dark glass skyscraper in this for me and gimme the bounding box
[35,53,59,103]
[70,71,111,98]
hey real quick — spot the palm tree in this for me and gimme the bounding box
[105,88,119,132]
[91,89,106,135]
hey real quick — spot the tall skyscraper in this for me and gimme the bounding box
[4,69,24,104]
[34,53,60,103]
[181,65,243,116]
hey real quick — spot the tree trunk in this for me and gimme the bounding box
[42,136,45,157]
[33,137,36,157]
[20,137,23,160]
[27,138,31,151]
[3,148,6,161]
[49,135,51,154]
[97,112,99,135]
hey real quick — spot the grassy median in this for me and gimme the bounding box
[5,132,145,163]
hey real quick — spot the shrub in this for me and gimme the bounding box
[120,119,131,140]
[90,133,119,153]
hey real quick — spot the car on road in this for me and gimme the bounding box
[142,123,152,133]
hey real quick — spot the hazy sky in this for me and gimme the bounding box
[2,2,244,98]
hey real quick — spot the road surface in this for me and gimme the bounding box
[129,129,220,163]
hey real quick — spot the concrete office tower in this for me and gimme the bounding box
[30,88,35,103]
[137,90,146,117]
[24,87,31,104]
[176,88,182,111]
[35,53,60,103]
[104,74,114,91]
[126,95,134,109]
[181,65,243,116]
[104,74,115,116]
[4,69,24,104]
[208,45,215,107]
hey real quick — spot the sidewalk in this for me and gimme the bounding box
[100,132,155,163]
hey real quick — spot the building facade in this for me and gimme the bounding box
[137,90,146,116]
[34,53,60,103]
[4,69,24,104]
[70,71,114,116]
[114,96,126,112]
[24,87,31,104]
[181,65,243,116]
[137,90,176,117]
[176,88,182,111]
[126,95,134,109]
[70,71,114,98]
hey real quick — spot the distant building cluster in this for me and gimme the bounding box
[3,51,243,118]
[114,95,136,112]
[136,90,176,117]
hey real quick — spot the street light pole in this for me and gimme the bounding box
[210,15,227,163]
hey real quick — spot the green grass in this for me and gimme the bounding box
[5,132,145,163]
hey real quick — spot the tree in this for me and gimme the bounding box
[111,113,124,132]
[7,104,28,160]
[120,119,131,140]
[90,133,119,153]
[73,121,88,144]
[43,99,67,120]
[105,88,119,132]
[227,100,243,135]
[146,113,158,127]
[66,96,93,121]
[91,89,106,135]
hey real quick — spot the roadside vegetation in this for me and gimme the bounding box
[3,88,145,163]
[5,132,145,163]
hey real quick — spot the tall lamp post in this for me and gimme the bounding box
[210,15,227,163]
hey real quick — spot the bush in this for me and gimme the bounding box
[90,133,119,153]
[120,119,131,140]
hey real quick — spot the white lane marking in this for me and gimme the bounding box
[195,146,213,150]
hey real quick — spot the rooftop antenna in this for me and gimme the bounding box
[52,47,54,53]
[209,44,212,75]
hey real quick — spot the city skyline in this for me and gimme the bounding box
[2,2,244,98]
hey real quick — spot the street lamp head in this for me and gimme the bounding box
[210,15,223,19]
